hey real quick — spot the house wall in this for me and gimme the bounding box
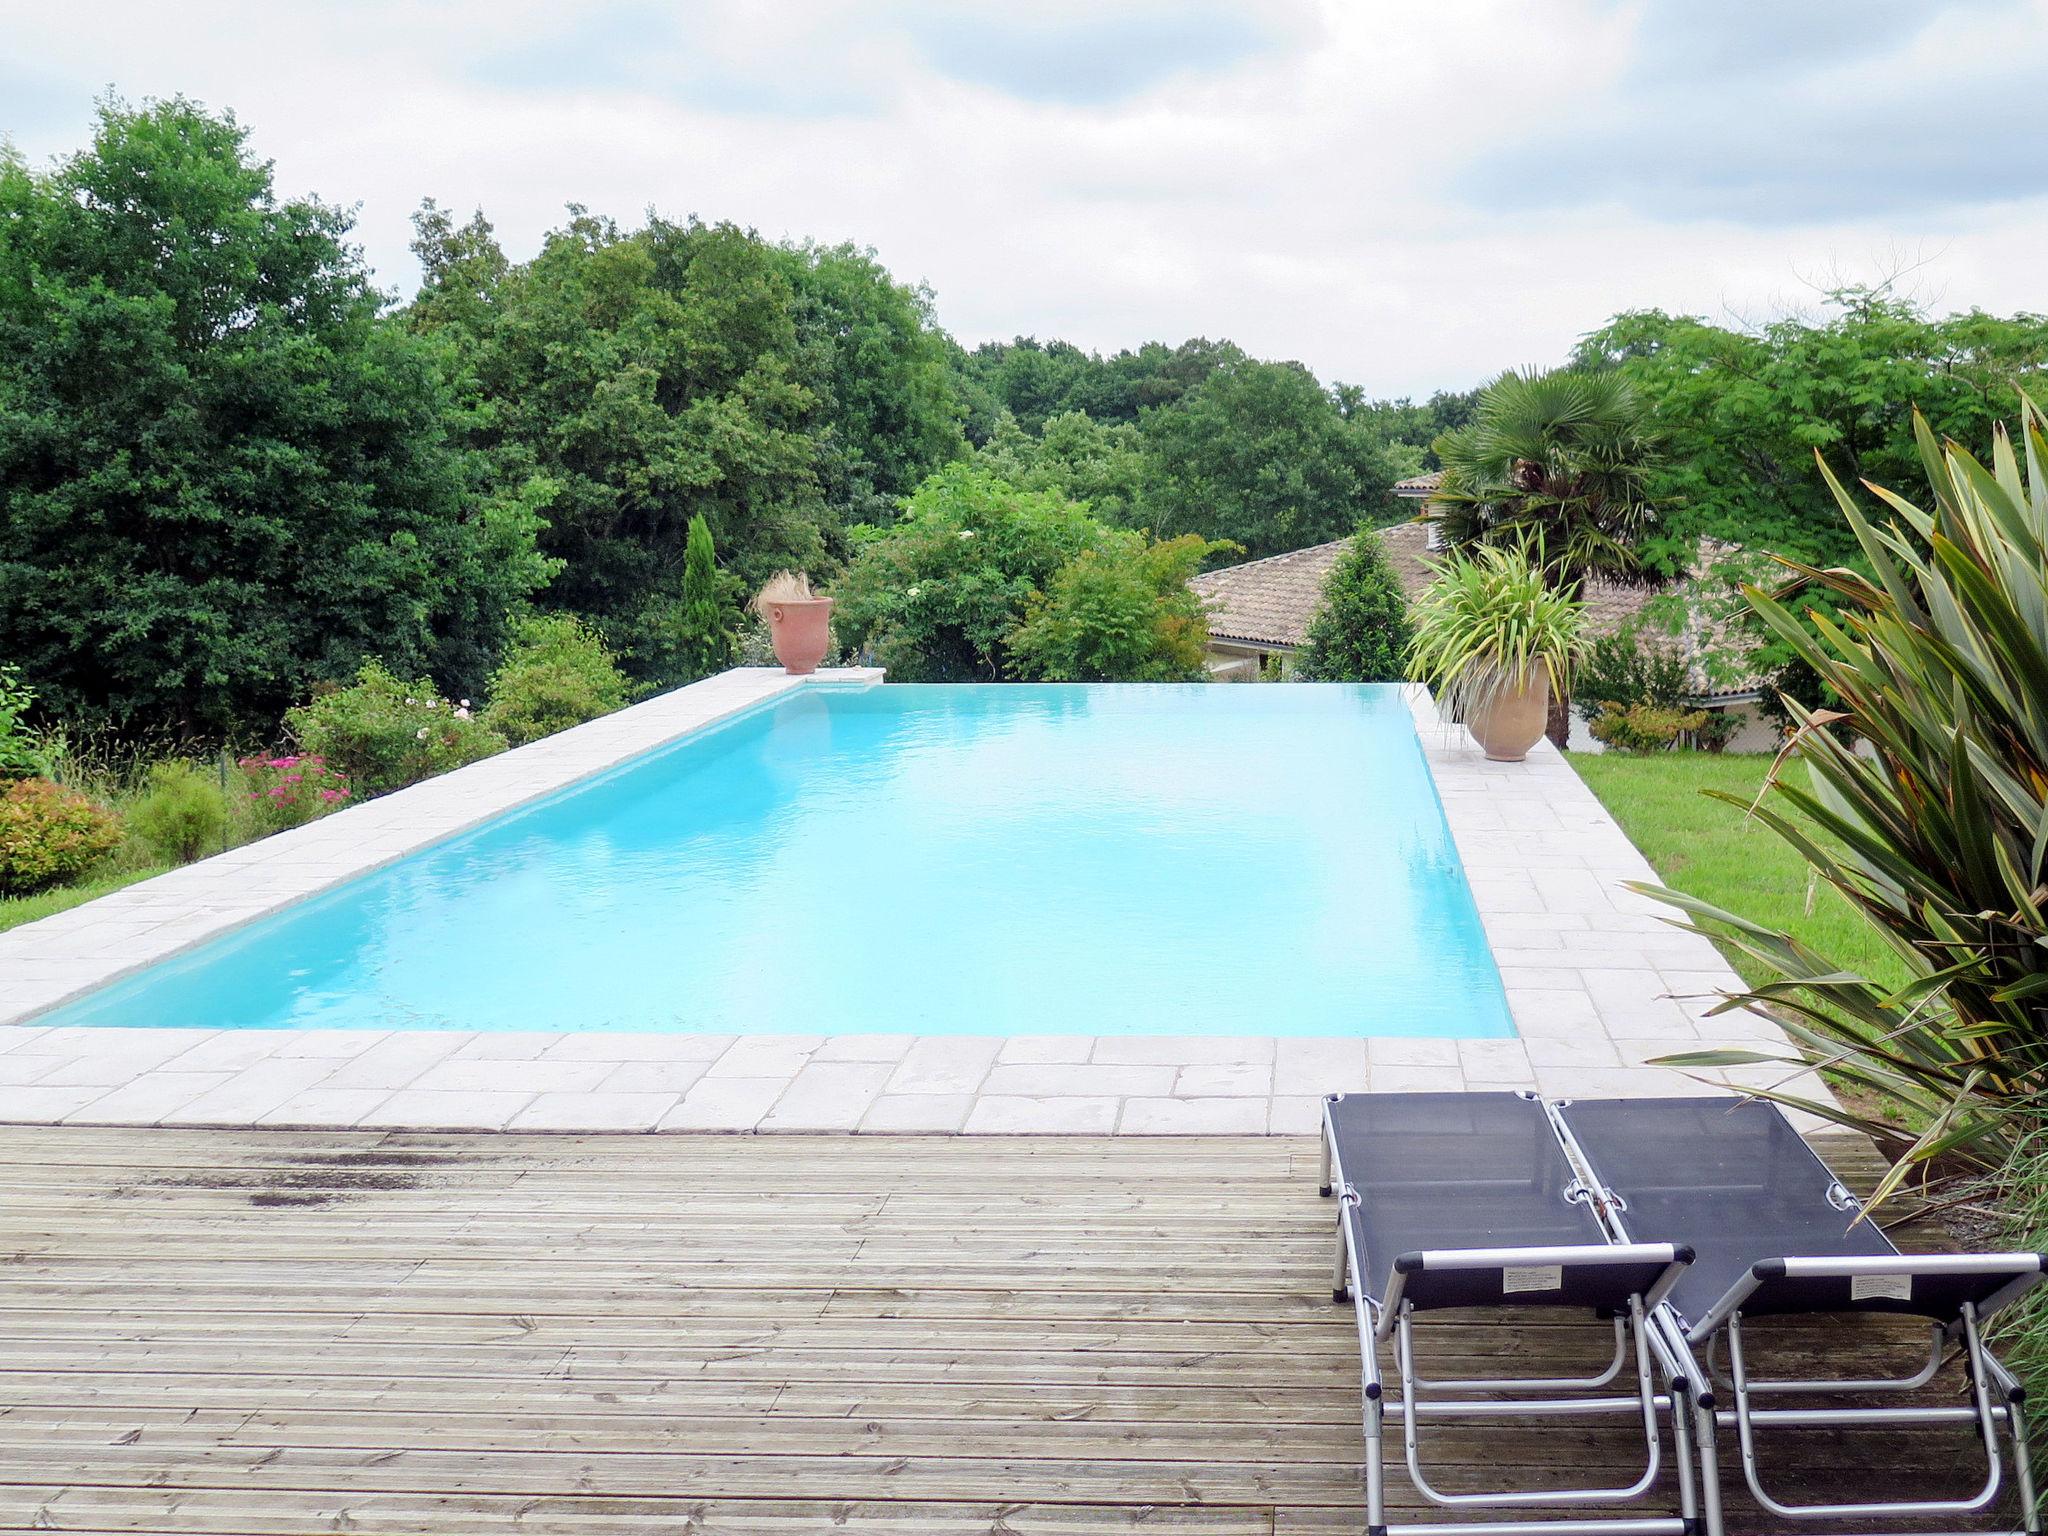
[1205,642,1261,682]
[1712,701,1782,753]
[1205,641,1293,682]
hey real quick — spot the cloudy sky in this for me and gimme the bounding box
[4,0,2043,396]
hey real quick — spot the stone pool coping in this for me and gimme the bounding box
[0,674,1829,1134]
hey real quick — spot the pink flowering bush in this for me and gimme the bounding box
[237,753,353,835]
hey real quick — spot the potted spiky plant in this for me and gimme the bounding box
[1407,544,1584,761]
[754,571,833,675]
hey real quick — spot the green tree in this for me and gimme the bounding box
[958,336,1239,437]
[411,208,831,662]
[781,242,963,523]
[1575,290,2048,718]
[1297,529,1412,682]
[977,409,1150,525]
[1346,387,1481,451]
[1574,289,2048,566]
[407,200,510,339]
[406,210,975,674]
[0,98,548,735]
[1430,368,1668,589]
[1340,387,1485,498]
[1008,532,1226,683]
[830,465,1105,681]
[1140,358,1394,561]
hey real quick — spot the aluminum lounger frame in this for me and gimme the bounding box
[1320,1091,1700,1536]
[1547,1094,2047,1536]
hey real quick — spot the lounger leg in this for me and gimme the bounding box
[1726,1304,2008,1521]
[1984,1348,2041,1535]
[1319,1100,1335,1197]
[1691,1395,1724,1536]
[1365,1377,1387,1536]
[2011,1386,2041,1536]
[1667,1365,1698,1536]
[1651,1314,1722,1536]
[1331,1197,1350,1303]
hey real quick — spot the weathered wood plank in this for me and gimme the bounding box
[0,1124,2016,1534]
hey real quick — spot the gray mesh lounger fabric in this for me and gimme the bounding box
[1557,1095,2029,1328]
[1560,1096,1892,1326]
[1326,1091,1611,1308]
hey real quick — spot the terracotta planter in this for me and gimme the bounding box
[1464,669,1550,761]
[766,596,834,675]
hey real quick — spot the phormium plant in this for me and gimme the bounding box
[1646,397,2048,1205]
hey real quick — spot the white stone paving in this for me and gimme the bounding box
[0,676,1832,1133]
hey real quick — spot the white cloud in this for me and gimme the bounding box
[1462,0,2048,222]
[2,0,2041,396]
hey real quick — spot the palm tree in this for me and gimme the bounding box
[1428,368,1665,592]
[1427,369,1668,744]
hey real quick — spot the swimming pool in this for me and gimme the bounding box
[31,684,1513,1038]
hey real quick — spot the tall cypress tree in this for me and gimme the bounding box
[677,515,734,681]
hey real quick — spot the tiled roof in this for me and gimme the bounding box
[1191,525,1764,694]
[1391,470,1443,497]
[1189,540,1349,648]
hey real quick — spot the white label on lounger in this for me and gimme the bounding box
[1850,1273,1913,1302]
[1503,1264,1563,1294]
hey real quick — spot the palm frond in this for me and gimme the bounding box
[1431,367,1667,589]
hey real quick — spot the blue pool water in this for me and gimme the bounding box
[36,685,1512,1038]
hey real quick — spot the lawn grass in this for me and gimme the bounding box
[1571,750,1909,996]
[0,864,170,935]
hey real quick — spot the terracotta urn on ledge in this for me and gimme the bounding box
[766,596,834,675]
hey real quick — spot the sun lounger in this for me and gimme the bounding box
[1320,1090,1698,1536]
[1555,1095,2046,1534]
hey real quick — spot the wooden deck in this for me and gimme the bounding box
[0,1127,2016,1534]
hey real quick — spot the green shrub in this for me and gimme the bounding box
[235,754,353,835]
[831,465,1104,681]
[286,662,505,798]
[1692,710,1739,753]
[128,760,231,863]
[1589,701,1708,752]
[1006,532,1226,683]
[0,666,49,781]
[1298,528,1412,683]
[0,778,123,894]
[1574,627,1692,718]
[479,615,632,747]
